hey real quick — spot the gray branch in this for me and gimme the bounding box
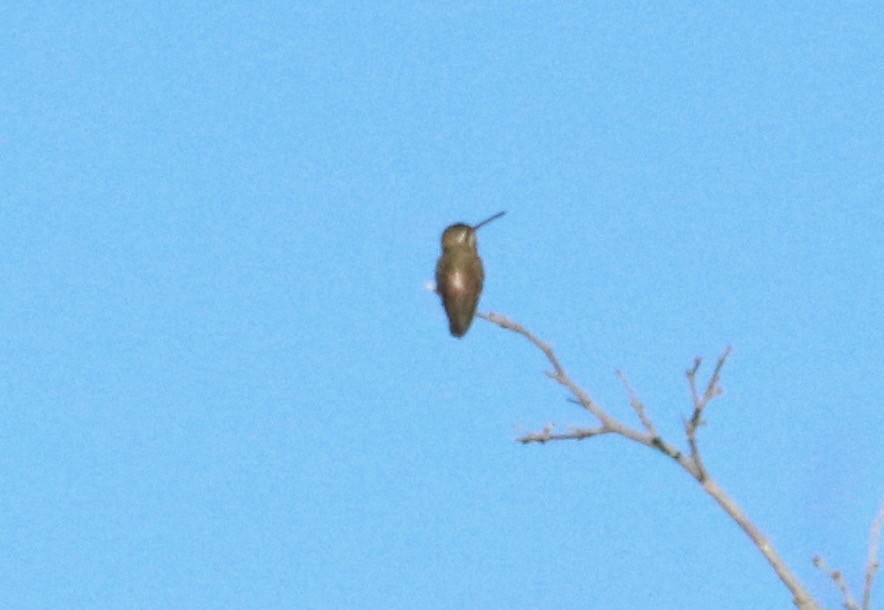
[480,312,824,610]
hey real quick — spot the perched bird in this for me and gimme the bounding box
[435,211,505,337]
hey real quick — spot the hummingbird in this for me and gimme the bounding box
[435,211,505,337]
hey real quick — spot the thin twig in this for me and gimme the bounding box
[687,357,703,412]
[683,348,732,482]
[517,425,612,444]
[813,555,859,610]
[616,369,660,439]
[863,506,884,610]
[811,507,883,610]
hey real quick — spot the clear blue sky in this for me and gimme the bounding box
[2,3,881,609]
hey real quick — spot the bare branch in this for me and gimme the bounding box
[481,312,823,610]
[479,313,649,446]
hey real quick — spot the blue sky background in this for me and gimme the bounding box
[1,3,881,609]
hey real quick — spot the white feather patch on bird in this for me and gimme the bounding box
[449,271,466,292]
